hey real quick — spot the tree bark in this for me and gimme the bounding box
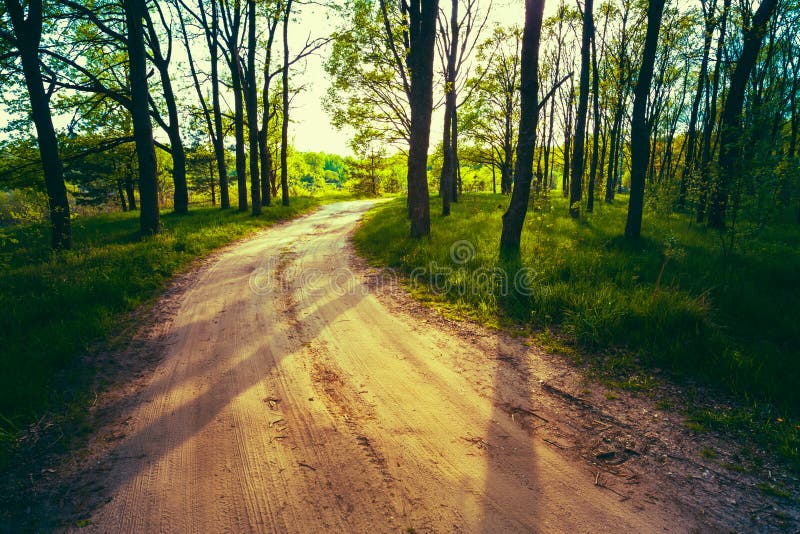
[210,0,230,209]
[587,20,600,213]
[125,0,160,235]
[605,5,629,203]
[5,0,72,249]
[405,0,439,238]
[209,159,216,205]
[569,0,593,218]
[224,0,247,211]
[499,0,545,259]
[125,166,137,210]
[280,0,293,206]
[245,0,261,215]
[258,14,280,208]
[441,101,454,215]
[439,0,459,216]
[624,0,666,239]
[561,97,572,198]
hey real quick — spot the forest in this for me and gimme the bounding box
[1,0,800,529]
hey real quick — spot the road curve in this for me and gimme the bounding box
[84,200,694,533]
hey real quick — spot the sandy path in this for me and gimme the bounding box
[83,200,698,533]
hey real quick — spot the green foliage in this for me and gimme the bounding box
[0,199,319,456]
[355,194,800,462]
[0,188,49,225]
[323,0,410,150]
[292,151,347,193]
[460,25,522,180]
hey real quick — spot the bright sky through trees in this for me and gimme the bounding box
[262,0,532,155]
[0,1,549,156]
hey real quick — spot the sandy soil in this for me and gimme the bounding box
[34,200,795,533]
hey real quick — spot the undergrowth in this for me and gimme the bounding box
[354,193,800,467]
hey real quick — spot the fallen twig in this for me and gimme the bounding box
[594,471,629,500]
[541,437,565,449]
[298,462,317,471]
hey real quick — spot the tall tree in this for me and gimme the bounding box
[244,0,260,215]
[402,0,440,237]
[439,0,459,216]
[499,0,546,259]
[569,0,593,218]
[707,0,779,229]
[3,0,71,249]
[179,0,232,209]
[258,3,281,208]
[209,0,231,209]
[221,0,248,211]
[624,0,666,239]
[124,0,160,235]
[677,0,716,210]
[586,2,604,213]
[697,0,731,223]
[437,0,489,215]
[143,2,189,214]
[604,0,632,203]
[280,0,293,206]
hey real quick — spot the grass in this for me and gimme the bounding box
[0,197,319,460]
[354,193,800,466]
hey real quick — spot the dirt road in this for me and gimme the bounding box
[81,200,703,532]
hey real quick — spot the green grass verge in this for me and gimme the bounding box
[354,193,800,466]
[0,197,319,450]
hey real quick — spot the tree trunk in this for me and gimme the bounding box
[245,0,261,215]
[144,8,188,215]
[678,0,714,210]
[125,0,160,235]
[624,0,666,239]
[499,0,545,259]
[258,15,279,208]
[5,0,72,249]
[125,167,137,210]
[405,0,439,238]
[562,113,571,197]
[117,180,128,211]
[569,0,593,218]
[452,106,460,201]
[280,0,293,206]
[501,156,513,194]
[225,0,247,211]
[210,0,230,209]
[605,6,629,203]
[209,160,216,206]
[587,21,601,214]
[697,0,730,223]
[440,101,454,215]
[439,0,459,216]
[258,132,272,207]
[232,60,247,211]
[708,0,778,229]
